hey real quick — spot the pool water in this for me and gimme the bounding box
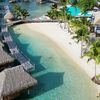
[67,6,92,17]
[11,25,98,100]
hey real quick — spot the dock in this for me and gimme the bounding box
[2,26,35,71]
[0,4,35,71]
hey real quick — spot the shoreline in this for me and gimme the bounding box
[25,22,100,78]
[13,22,99,94]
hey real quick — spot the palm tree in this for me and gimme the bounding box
[59,0,67,28]
[13,4,30,19]
[47,4,59,19]
[73,26,89,57]
[78,0,97,13]
[83,40,100,81]
[71,0,78,17]
[20,9,30,19]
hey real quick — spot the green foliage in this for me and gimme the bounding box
[73,26,89,42]
[13,4,30,19]
[60,0,66,5]
[70,0,78,6]
[71,19,82,27]
[52,3,57,9]
[78,0,97,13]
[83,40,100,64]
[80,18,91,26]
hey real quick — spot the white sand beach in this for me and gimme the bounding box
[25,22,100,79]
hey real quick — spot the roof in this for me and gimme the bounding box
[0,44,14,65]
[0,66,37,97]
[93,11,100,25]
[4,11,14,20]
[95,19,100,25]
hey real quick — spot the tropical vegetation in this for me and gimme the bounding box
[47,0,100,83]
[77,0,97,13]
[83,40,100,81]
[13,4,30,19]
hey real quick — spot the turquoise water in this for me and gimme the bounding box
[11,25,98,100]
[9,0,52,19]
[67,7,92,17]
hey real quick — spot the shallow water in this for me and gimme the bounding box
[9,0,52,19]
[11,24,98,100]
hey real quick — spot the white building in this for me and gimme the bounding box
[93,11,100,36]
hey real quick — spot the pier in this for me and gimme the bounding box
[2,25,34,71]
[0,5,35,71]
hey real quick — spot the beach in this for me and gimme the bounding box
[24,22,100,78]
[12,22,99,100]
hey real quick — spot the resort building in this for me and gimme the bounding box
[4,11,14,23]
[0,66,37,100]
[93,11,100,36]
[0,42,15,71]
[0,2,37,100]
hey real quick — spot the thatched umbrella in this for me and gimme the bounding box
[4,11,14,21]
[0,66,37,100]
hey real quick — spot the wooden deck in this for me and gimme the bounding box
[2,25,35,71]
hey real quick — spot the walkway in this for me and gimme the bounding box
[2,24,35,71]
[8,19,58,26]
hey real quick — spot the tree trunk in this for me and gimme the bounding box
[81,41,83,57]
[94,62,97,82]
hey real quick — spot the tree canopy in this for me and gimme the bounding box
[78,0,97,13]
[13,4,30,19]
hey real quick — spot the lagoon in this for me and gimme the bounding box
[11,24,98,100]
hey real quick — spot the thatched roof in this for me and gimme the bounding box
[4,11,14,20]
[0,45,14,65]
[0,66,37,97]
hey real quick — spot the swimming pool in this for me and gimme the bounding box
[67,6,93,17]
